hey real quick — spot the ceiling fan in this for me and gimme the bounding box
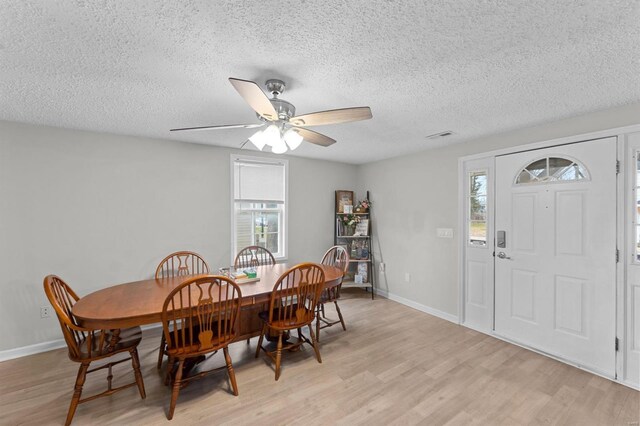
[170,78,372,153]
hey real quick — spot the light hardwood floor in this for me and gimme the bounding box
[1,292,638,425]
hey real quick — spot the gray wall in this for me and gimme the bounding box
[0,121,357,351]
[2,103,639,353]
[358,103,640,317]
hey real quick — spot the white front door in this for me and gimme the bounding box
[494,137,617,377]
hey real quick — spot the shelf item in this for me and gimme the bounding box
[334,190,374,299]
[335,190,354,214]
[342,281,373,290]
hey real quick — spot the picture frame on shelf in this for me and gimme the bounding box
[335,190,354,213]
[357,262,368,282]
[355,219,369,236]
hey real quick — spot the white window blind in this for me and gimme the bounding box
[234,160,285,202]
[231,156,288,262]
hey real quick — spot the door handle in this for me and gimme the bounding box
[497,252,512,260]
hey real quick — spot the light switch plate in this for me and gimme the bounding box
[437,228,454,238]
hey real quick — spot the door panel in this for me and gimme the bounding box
[495,137,617,377]
[462,158,494,332]
[510,270,536,323]
[625,132,640,386]
[512,193,537,251]
[555,191,585,255]
[467,260,487,307]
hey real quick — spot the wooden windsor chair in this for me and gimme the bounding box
[234,245,276,269]
[255,263,325,381]
[43,275,146,426]
[155,251,210,370]
[316,245,349,340]
[161,275,242,420]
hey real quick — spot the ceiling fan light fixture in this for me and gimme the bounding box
[271,137,288,154]
[283,129,303,150]
[249,130,266,150]
[263,124,280,147]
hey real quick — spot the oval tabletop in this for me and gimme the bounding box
[72,263,343,329]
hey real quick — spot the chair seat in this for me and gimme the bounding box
[78,326,142,360]
[258,305,315,329]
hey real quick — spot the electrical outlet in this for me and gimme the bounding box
[405,272,411,283]
[437,228,454,238]
[379,262,385,273]
[40,306,50,318]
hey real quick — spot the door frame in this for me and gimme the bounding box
[458,123,640,388]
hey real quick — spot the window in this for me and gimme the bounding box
[515,156,588,184]
[468,171,487,246]
[232,156,287,261]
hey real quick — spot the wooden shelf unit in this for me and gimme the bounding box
[334,190,374,299]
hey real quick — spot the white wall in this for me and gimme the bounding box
[358,103,640,318]
[0,120,357,352]
[3,103,640,354]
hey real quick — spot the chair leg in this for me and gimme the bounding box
[321,303,326,318]
[129,348,146,399]
[65,362,89,426]
[255,323,267,359]
[156,334,166,370]
[165,356,176,386]
[334,300,346,331]
[275,331,283,381]
[223,347,239,396]
[316,304,322,342]
[167,359,184,420]
[308,325,322,364]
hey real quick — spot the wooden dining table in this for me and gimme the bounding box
[72,263,343,341]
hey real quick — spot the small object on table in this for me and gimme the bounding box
[230,271,247,280]
[243,268,257,279]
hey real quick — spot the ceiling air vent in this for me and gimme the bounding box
[425,131,454,140]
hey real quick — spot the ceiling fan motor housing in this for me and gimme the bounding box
[270,98,295,121]
[261,79,296,121]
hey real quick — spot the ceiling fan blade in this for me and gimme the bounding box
[289,107,372,127]
[293,127,336,147]
[229,78,278,121]
[170,123,264,132]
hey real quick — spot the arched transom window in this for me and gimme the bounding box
[515,156,589,185]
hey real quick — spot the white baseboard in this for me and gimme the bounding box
[375,288,459,324]
[0,323,162,363]
[0,339,67,362]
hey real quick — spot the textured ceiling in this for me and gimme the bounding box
[1,1,639,164]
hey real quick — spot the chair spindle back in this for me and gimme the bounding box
[234,245,276,269]
[161,275,242,355]
[155,251,210,279]
[43,275,112,360]
[321,246,349,301]
[268,263,325,329]
[321,245,350,274]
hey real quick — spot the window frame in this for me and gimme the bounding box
[230,154,289,264]
[467,169,489,248]
[514,155,590,185]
